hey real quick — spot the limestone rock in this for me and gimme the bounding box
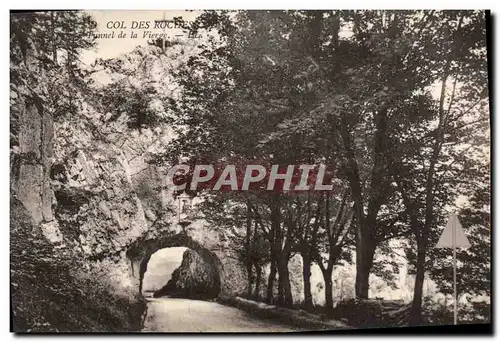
[153,249,221,300]
[40,220,63,243]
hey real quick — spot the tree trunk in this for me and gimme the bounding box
[355,266,370,299]
[321,266,334,314]
[355,241,375,299]
[325,278,334,313]
[269,196,287,305]
[410,243,426,325]
[277,255,293,307]
[266,258,277,303]
[246,202,253,297]
[278,268,285,305]
[247,264,254,298]
[302,252,313,311]
[254,263,262,301]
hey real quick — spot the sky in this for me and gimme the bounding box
[81,10,201,65]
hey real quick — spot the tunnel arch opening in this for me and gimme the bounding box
[126,232,222,299]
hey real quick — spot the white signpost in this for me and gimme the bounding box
[436,212,471,325]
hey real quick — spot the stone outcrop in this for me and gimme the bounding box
[153,249,221,300]
[10,35,60,241]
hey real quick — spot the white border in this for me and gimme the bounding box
[2,2,498,341]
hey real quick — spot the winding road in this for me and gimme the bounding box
[142,297,304,332]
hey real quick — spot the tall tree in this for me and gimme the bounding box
[313,191,354,313]
[392,11,489,324]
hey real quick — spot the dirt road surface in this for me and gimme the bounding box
[142,297,305,333]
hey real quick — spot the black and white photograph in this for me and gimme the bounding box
[9,9,492,333]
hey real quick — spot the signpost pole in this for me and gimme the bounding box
[452,213,457,325]
[437,212,470,326]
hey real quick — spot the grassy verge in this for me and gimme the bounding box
[217,296,351,331]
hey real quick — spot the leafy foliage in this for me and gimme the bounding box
[161,9,490,320]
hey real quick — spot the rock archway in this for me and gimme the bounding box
[126,231,222,299]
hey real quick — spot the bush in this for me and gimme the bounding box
[10,196,147,332]
[422,296,491,325]
[331,299,411,328]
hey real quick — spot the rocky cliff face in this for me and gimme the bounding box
[47,45,187,291]
[10,15,227,331]
[51,46,180,260]
[10,32,61,244]
[11,40,247,299]
[154,249,221,300]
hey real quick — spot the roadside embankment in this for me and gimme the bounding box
[217,296,352,331]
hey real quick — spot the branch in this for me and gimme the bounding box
[250,204,270,236]
[445,117,489,136]
[435,143,476,186]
